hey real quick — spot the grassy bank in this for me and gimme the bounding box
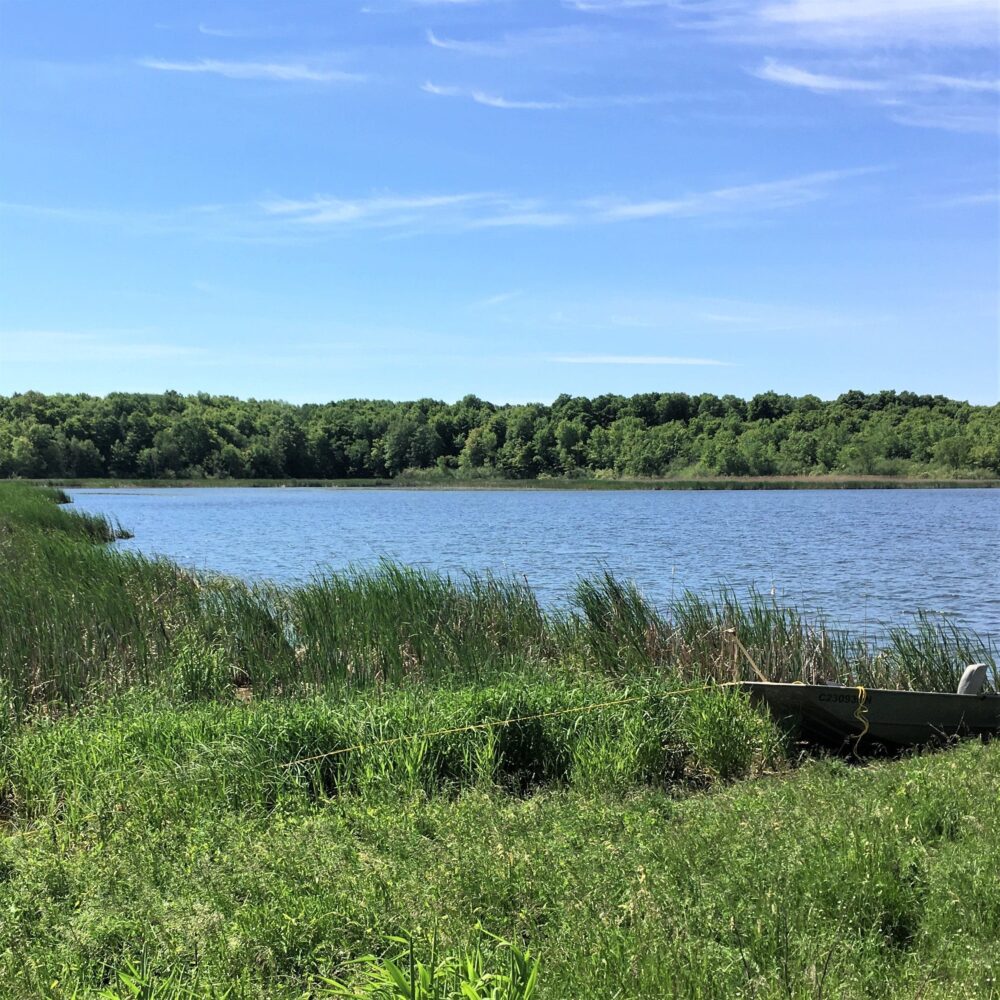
[1,482,998,998]
[5,715,999,999]
[33,473,1000,490]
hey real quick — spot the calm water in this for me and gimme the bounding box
[68,487,1000,635]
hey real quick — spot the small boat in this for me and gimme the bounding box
[741,668,999,749]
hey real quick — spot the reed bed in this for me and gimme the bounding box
[569,572,996,692]
[289,560,554,687]
[0,481,995,720]
[0,481,127,543]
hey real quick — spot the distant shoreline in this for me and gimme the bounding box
[36,475,1000,491]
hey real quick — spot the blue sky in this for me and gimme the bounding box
[1,0,997,405]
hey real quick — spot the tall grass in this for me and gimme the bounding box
[569,572,996,692]
[0,480,128,543]
[290,561,553,687]
[0,482,994,719]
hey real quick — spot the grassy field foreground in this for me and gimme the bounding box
[1,482,998,998]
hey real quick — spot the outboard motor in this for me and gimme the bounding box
[957,663,988,696]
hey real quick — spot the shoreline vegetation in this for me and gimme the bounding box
[2,482,998,998]
[33,472,1000,490]
[3,389,998,485]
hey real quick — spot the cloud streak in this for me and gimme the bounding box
[932,190,1000,208]
[0,167,879,240]
[264,169,874,232]
[260,192,489,226]
[138,58,365,83]
[422,80,680,110]
[755,59,887,93]
[426,25,602,56]
[753,58,999,132]
[756,0,999,47]
[646,0,999,48]
[422,81,567,109]
[756,58,1000,96]
[588,167,880,221]
[563,1,675,12]
[568,2,998,133]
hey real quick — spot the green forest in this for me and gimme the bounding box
[1,388,997,481]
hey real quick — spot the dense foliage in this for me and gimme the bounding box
[1,388,997,480]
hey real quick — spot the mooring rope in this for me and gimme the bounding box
[852,685,871,756]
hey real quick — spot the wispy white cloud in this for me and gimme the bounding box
[426,25,601,56]
[422,80,678,110]
[362,0,496,10]
[757,0,998,47]
[886,105,1000,133]
[551,354,733,366]
[753,58,999,132]
[0,167,876,241]
[426,29,496,54]
[567,2,999,136]
[756,58,1000,96]
[563,1,675,12]
[651,0,998,47]
[265,168,872,232]
[262,190,578,230]
[195,23,298,40]
[932,190,1000,208]
[138,58,365,83]
[197,23,253,39]
[466,211,577,228]
[589,167,880,221]
[259,192,489,226]
[422,81,567,109]
[915,73,1000,94]
[754,59,887,93]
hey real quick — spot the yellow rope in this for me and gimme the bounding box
[280,680,743,769]
[852,685,870,755]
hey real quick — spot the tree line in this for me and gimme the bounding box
[0,389,997,480]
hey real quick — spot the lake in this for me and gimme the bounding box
[68,487,1000,636]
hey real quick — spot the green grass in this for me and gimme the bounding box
[1,481,998,998]
[2,713,998,998]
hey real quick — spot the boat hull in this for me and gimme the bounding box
[740,682,1000,749]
